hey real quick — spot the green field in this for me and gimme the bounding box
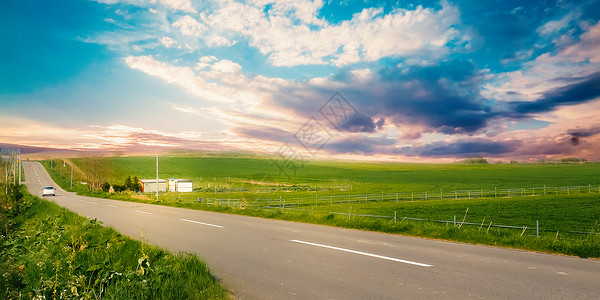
[41,156,600,257]
[63,156,600,192]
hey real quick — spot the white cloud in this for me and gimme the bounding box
[198,0,463,67]
[159,0,196,13]
[125,55,237,104]
[483,20,600,102]
[212,60,242,73]
[160,36,177,48]
[558,20,600,63]
[537,11,579,36]
[93,0,196,13]
[172,15,206,37]
[206,35,236,47]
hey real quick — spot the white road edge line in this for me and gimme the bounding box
[133,210,153,215]
[180,218,224,228]
[105,204,119,208]
[290,240,432,267]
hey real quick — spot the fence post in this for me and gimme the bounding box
[440,189,443,200]
[396,193,399,202]
[494,187,497,198]
[425,192,428,201]
[536,220,539,237]
[394,211,397,223]
[453,215,456,226]
[544,185,546,195]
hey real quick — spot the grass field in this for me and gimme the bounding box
[0,185,230,299]
[40,155,600,257]
[53,155,600,193]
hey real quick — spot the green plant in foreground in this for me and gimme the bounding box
[0,187,229,299]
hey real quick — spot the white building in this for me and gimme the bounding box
[139,179,167,193]
[169,179,193,192]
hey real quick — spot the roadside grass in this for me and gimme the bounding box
[0,186,230,299]
[39,157,600,258]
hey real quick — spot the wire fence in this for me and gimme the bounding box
[162,183,600,237]
[176,184,600,208]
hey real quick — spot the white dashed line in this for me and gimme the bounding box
[180,218,224,228]
[105,204,119,208]
[290,240,433,267]
[133,210,152,215]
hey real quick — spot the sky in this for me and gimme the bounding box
[1,0,600,162]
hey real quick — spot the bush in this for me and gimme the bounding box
[101,182,111,192]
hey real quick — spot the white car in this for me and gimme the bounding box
[42,186,55,196]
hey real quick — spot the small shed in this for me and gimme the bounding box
[169,179,193,192]
[139,179,167,193]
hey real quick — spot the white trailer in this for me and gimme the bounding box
[169,179,193,192]
[140,179,167,193]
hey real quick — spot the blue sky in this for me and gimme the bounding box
[1,0,600,162]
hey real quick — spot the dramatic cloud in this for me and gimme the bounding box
[507,72,600,116]
[3,0,600,161]
[325,136,396,155]
[399,139,522,157]
[567,125,600,145]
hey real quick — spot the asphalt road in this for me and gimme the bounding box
[22,161,600,299]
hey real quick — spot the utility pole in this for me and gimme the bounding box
[4,164,7,195]
[18,151,21,185]
[156,154,159,200]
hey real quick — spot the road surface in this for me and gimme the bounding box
[22,161,600,299]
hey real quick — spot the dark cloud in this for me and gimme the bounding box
[399,139,521,157]
[508,72,600,116]
[261,59,600,158]
[325,136,395,155]
[342,60,492,135]
[566,125,600,146]
[337,113,377,132]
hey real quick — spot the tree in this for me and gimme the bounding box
[132,176,142,192]
[124,176,133,191]
[461,156,489,164]
[81,153,111,191]
[112,184,126,193]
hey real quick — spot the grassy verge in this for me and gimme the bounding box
[0,185,230,299]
